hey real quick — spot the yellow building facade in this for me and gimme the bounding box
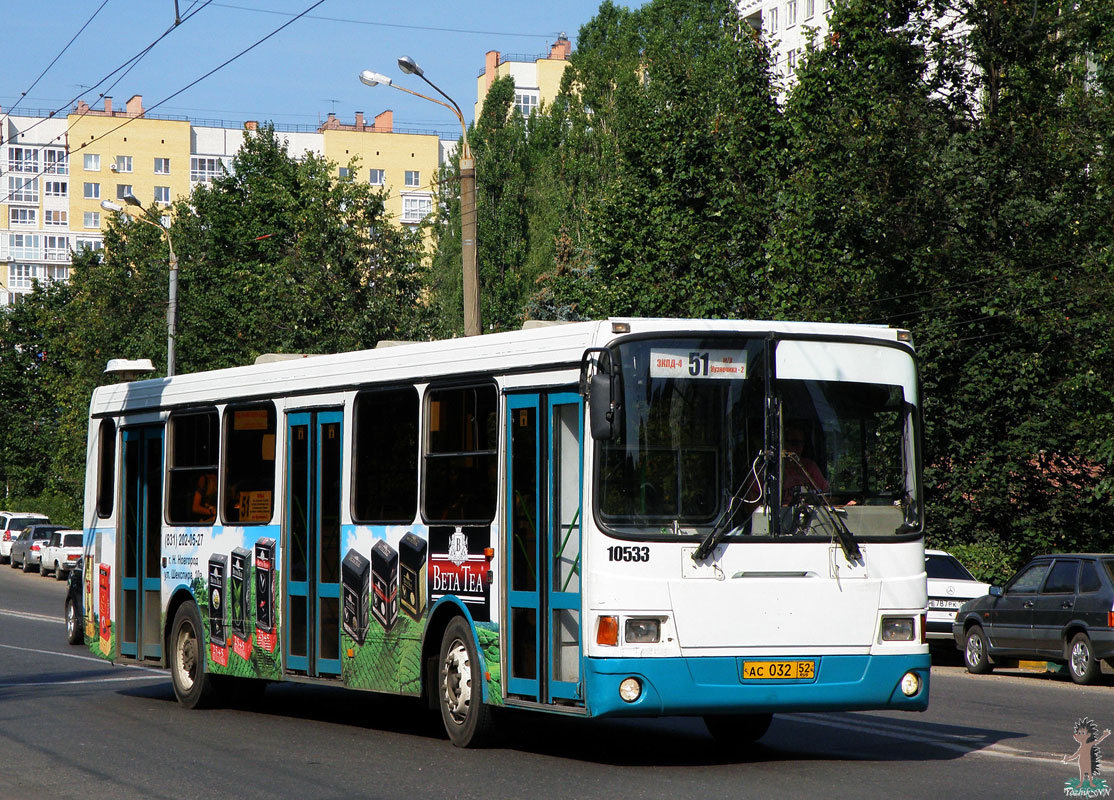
[474,34,572,120]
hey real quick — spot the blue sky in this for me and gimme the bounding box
[2,0,617,138]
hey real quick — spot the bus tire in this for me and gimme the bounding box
[438,617,494,748]
[964,625,993,674]
[169,601,216,709]
[703,713,773,746]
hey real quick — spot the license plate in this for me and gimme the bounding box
[928,599,962,610]
[742,660,815,680]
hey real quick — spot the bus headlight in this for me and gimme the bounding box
[881,617,915,642]
[624,618,661,644]
[619,677,642,703]
[900,671,922,697]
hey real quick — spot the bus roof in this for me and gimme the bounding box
[89,318,909,417]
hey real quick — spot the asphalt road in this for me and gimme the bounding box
[1,562,1110,800]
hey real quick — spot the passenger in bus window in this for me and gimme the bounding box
[192,473,217,522]
[781,423,828,504]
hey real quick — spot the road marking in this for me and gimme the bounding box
[784,713,1065,765]
[0,642,167,688]
[0,608,64,625]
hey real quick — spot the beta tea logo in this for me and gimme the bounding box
[1063,717,1111,797]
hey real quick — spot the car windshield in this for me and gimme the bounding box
[926,554,976,581]
[596,336,921,540]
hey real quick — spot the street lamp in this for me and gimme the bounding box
[359,59,480,337]
[101,195,179,376]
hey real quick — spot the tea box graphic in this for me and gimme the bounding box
[398,532,428,621]
[371,540,398,631]
[208,554,227,647]
[254,537,276,629]
[230,547,251,640]
[98,563,111,654]
[342,548,370,645]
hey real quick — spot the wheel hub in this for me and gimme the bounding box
[442,639,472,723]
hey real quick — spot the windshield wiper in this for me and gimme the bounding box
[791,486,862,563]
[692,451,768,562]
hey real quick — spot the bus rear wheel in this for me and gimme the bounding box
[438,617,494,747]
[703,713,774,746]
[170,601,216,709]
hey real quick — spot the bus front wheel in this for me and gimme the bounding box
[170,601,216,709]
[703,713,773,746]
[438,617,494,747]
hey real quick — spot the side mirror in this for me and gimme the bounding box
[589,373,617,441]
[989,586,1003,597]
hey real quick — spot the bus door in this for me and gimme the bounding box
[284,410,343,677]
[506,391,583,705]
[120,425,163,662]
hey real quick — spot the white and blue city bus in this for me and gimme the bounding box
[79,318,928,747]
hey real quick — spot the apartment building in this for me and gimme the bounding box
[741,0,832,82]
[475,33,572,120]
[0,95,447,304]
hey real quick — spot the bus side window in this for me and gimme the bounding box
[97,419,116,517]
[424,385,497,523]
[353,387,419,524]
[167,410,219,525]
[222,403,277,524]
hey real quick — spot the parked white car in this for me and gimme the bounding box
[926,549,990,640]
[0,512,50,564]
[39,529,84,580]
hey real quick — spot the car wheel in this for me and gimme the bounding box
[438,616,494,747]
[55,564,66,581]
[22,556,33,573]
[1068,633,1100,685]
[10,554,19,569]
[170,601,217,709]
[964,626,993,674]
[66,597,83,645]
[40,562,51,578]
[704,713,774,746]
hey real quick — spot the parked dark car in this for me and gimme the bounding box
[8,524,62,572]
[66,557,84,645]
[953,553,1114,684]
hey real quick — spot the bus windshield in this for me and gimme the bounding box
[596,336,921,540]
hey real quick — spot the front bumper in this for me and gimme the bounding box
[584,653,930,718]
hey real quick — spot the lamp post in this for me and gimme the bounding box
[359,60,480,337]
[101,196,179,376]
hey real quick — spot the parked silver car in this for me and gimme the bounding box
[40,529,84,580]
[0,512,50,564]
[9,524,62,573]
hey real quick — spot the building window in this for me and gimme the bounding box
[45,210,68,227]
[84,211,101,228]
[8,147,39,172]
[805,0,815,18]
[787,49,798,76]
[154,157,171,174]
[84,153,101,171]
[43,149,68,174]
[77,237,103,252]
[9,234,41,261]
[9,176,39,203]
[9,208,37,226]
[338,167,350,179]
[44,236,70,262]
[769,5,779,33]
[154,185,171,205]
[787,0,797,26]
[44,180,67,197]
[116,184,133,200]
[369,168,385,185]
[404,170,420,188]
[514,91,539,117]
[9,264,34,291]
[160,215,172,228]
[84,182,100,200]
[401,194,432,224]
[191,156,226,183]
[114,155,133,173]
